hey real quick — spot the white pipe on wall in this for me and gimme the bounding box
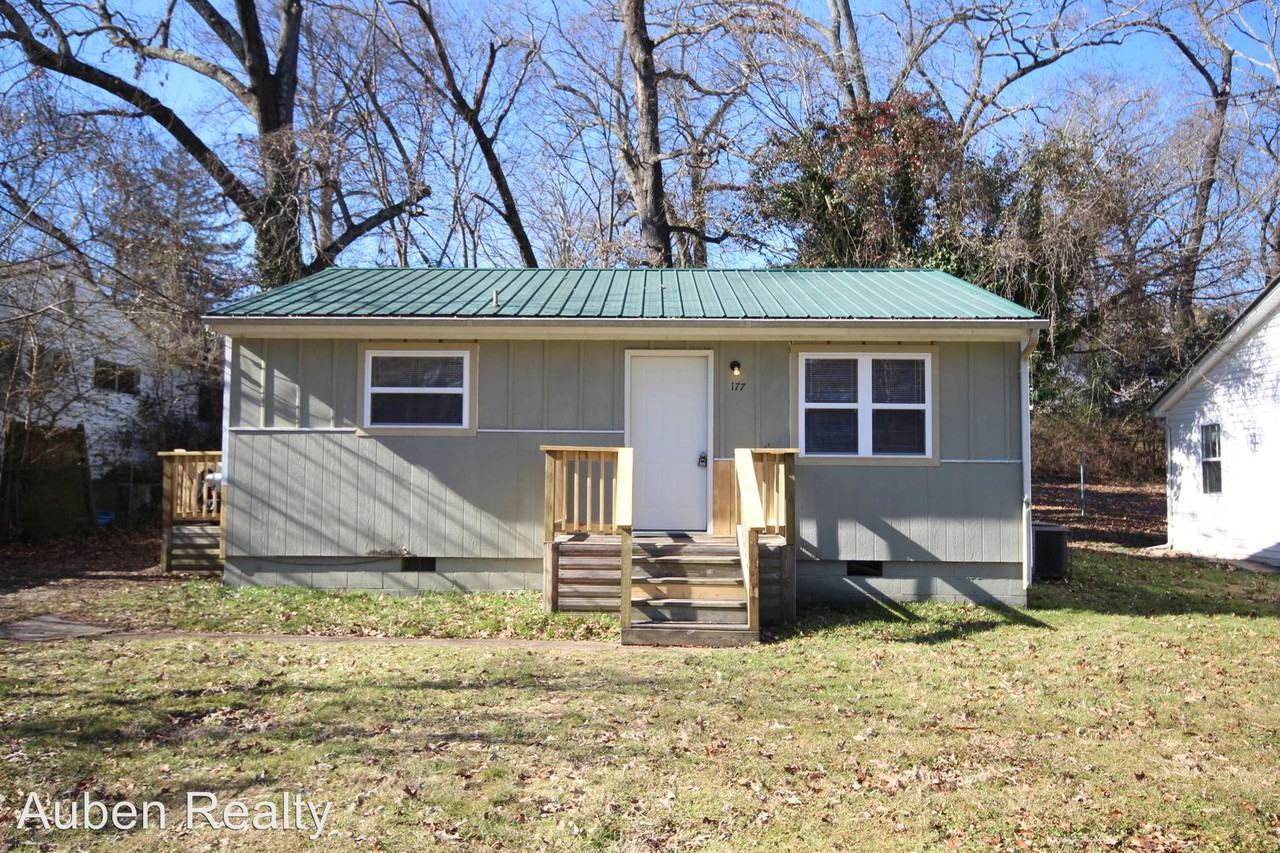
[1019,331,1039,590]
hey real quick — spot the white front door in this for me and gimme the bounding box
[627,352,711,531]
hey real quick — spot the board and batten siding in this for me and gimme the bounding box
[1161,303,1280,565]
[225,338,1023,563]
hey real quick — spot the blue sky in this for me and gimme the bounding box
[8,0,1270,276]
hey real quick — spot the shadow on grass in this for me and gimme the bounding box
[774,549,1280,642]
[0,667,693,771]
[1029,549,1280,619]
[773,593,1052,645]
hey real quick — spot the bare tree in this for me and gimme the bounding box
[0,0,431,286]
[1136,0,1237,334]
[543,0,766,267]
[375,0,539,266]
[1227,0,1280,282]
[619,0,676,266]
[296,3,440,267]
[826,0,872,109]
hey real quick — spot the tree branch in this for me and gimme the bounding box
[0,0,261,220]
[94,2,253,106]
[183,0,246,58]
[304,185,432,274]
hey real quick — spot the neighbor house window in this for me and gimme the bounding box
[93,358,141,395]
[363,350,468,428]
[800,353,931,457]
[1200,423,1221,493]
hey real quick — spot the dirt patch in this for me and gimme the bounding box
[1033,481,1166,549]
[0,528,163,586]
[0,528,200,623]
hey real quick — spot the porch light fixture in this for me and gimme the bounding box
[729,360,742,376]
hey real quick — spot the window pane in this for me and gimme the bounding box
[370,392,463,426]
[93,359,140,395]
[1200,424,1220,459]
[117,367,140,395]
[872,410,926,455]
[93,360,116,391]
[872,359,925,404]
[371,355,463,388]
[804,409,857,453]
[1202,460,1222,493]
[805,359,856,403]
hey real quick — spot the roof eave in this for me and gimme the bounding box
[203,314,1048,342]
[1148,280,1280,417]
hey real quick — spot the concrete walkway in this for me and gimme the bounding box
[1232,559,1280,576]
[100,629,625,652]
[0,615,641,652]
[0,615,115,641]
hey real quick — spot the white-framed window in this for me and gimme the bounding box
[799,352,932,457]
[1200,423,1221,493]
[363,349,469,429]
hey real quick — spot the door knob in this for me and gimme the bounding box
[697,452,707,468]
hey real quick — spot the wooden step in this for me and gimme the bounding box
[631,580,745,601]
[555,568,620,582]
[632,575,742,586]
[559,584,621,599]
[633,562,741,579]
[560,546,771,561]
[560,557,742,579]
[636,548,739,560]
[635,598,746,608]
[557,556,625,569]
[632,601,748,624]
[633,554,739,564]
[169,559,223,569]
[622,623,758,647]
[635,534,737,545]
[169,539,220,548]
[559,597,619,611]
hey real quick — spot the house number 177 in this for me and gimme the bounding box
[730,381,747,392]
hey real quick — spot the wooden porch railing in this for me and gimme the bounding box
[158,449,225,570]
[733,448,798,631]
[541,446,633,616]
[159,450,223,523]
[743,448,798,544]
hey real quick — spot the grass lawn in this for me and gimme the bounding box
[2,549,1280,850]
[4,580,618,641]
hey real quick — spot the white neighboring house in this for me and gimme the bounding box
[1,273,211,484]
[1150,280,1280,566]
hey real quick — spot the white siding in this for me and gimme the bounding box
[0,277,204,478]
[1163,302,1280,565]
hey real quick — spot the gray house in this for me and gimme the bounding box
[206,268,1044,645]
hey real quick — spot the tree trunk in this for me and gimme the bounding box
[1173,44,1232,338]
[255,181,305,287]
[686,156,708,267]
[621,0,673,267]
[826,0,871,111]
[474,127,538,267]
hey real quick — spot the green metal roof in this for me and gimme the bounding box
[209,267,1039,321]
